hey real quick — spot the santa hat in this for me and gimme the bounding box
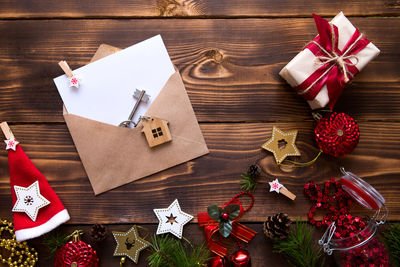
[1,122,70,241]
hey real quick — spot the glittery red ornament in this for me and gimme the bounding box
[315,112,360,157]
[55,233,99,267]
[229,249,251,267]
[208,255,228,267]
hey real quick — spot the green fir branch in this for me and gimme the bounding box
[382,224,400,266]
[239,164,261,192]
[273,220,325,267]
[239,174,257,192]
[42,230,69,256]
[147,234,210,267]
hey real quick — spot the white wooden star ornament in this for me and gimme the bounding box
[269,179,283,193]
[12,181,50,221]
[268,178,296,201]
[68,74,81,88]
[153,199,193,239]
[4,138,19,151]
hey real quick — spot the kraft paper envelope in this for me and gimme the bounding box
[63,44,209,195]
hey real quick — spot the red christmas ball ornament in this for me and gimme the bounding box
[229,249,251,267]
[55,231,99,267]
[208,255,228,267]
[315,112,360,157]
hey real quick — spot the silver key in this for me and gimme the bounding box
[119,89,150,128]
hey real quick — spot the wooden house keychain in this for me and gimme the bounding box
[119,89,172,148]
[140,116,172,148]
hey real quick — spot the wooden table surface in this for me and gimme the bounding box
[1,1,399,266]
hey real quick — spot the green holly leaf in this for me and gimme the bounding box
[207,205,222,222]
[219,220,233,238]
[224,204,240,221]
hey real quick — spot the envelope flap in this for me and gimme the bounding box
[145,71,206,145]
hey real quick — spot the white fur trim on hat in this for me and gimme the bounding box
[15,209,70,242]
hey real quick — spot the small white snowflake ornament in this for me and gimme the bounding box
[153,199,193,239]
[269,179,283,193]
[68,74,81,88]
[12,181,50,221]
[4,138,19,151]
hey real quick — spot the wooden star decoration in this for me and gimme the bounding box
[112,226,150,264]
[12,181,50,221]
[269,179,283,193]
[261,126,301,164]
[68,74,80,88]
[153,199,193,239]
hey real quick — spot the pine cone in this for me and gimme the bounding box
[90,224,107,242]
[247,164,261,178]
[263,213,292,240]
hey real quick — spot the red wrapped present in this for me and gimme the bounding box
[279,12,380,110]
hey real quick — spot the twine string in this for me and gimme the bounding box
[299,23,363,95]
[279,150,323,168]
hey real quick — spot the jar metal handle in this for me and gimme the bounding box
[319,222,379,254]
[318,222,336,255]
[376,205,388,225]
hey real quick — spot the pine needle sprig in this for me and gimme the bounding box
[42,230,84,258]
[239,164,261,192]
[273,220,325,267]
[42,231,69,256]
[239,174,257,192]
[147,234,210,267]
[382,224,400,266]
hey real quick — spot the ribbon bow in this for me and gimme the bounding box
[197,192,257,257]
[294,14,371,109]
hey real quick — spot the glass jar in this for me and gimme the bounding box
[318,168,389,265]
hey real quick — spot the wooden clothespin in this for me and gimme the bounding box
[268,178,296,200]
[58,60,80,88]
[141,116,172,148]
[0,121,14,140]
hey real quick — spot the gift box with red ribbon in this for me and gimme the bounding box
[279,12,380,110]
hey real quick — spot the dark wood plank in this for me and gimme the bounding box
[0,122,399,224]
[0,18,399,123]
[0,0,399,18]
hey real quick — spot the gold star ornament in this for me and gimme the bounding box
[261,126,301,164]
[112,225,150,264]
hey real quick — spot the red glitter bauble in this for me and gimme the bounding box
[208,255,228,267]
[229,249,251,267]
[315,112,360,157]
[55,235,99,267]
